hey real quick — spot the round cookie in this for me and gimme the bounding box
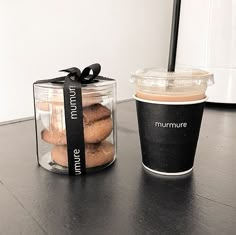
[51,145,68,167]
[83,104,111,124]
[51,141,115,168]
[41,103,113,145]
[36,98,104,131]
[50,103,111,132]
[41,117,112,145]
[84,118,113,143]
[38,102,111,131]
[41,129,67,145]
[85,141,115,168]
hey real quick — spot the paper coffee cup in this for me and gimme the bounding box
[131,68,214,175]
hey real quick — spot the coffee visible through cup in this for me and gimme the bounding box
[136,91,205,102]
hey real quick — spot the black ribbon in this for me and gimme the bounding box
[34,63,102,85]
[34,63,112,176]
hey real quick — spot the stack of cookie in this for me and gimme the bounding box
[37,100,115,169]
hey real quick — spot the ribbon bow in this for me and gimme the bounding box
[60,63,101,83]
[34,63,102,85]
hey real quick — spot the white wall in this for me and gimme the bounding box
[0,0,172,122]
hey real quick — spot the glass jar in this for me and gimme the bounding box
[33,79,116,175]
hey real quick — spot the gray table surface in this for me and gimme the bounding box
[0,100,236,235]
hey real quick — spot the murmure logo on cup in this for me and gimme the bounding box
[154,122,188,128]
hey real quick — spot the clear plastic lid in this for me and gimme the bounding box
[131,67,214,86]
[131,68,214,102]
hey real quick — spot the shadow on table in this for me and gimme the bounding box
[35,162,118,234]
[131,169,201,234]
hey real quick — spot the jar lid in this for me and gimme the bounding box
[34,79,115,91]
[131,67,214,87]
[34,79,115,103]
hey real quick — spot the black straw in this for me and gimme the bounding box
[168,0,181,72]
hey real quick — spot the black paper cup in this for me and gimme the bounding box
[135,96,207,176]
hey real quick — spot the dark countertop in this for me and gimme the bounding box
[0,100,236,235]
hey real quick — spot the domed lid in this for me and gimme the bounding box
[131,67,214,87]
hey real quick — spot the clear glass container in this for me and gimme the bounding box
[33,80,116,174]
